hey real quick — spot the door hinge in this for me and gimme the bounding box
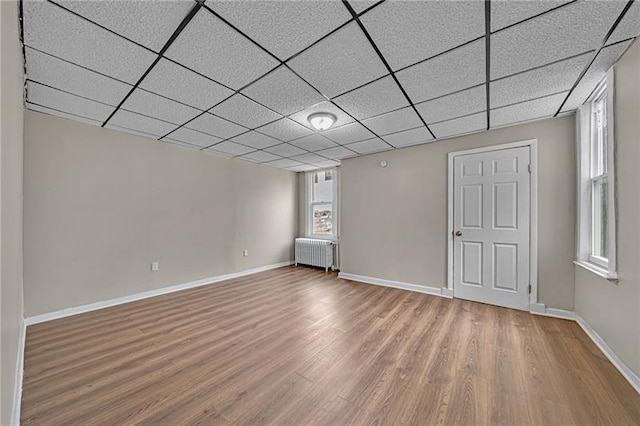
[528,284,532,294]
[527,164,532,173]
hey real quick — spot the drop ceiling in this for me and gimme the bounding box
[21,0,640,172]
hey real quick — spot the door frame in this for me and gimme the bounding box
[446,139,539,307]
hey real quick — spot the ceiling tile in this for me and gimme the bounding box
[165,9,280,89]
[164,127,222,148]
[210,95,282,129]
[139,58,233,111]
[241,66,324,116]
[396,39,485,104]
[287,22,388,99]
[322,122,376,145]
[204,149,235,158]
[121,89,201,125]
[490,52,591,109]
[208,0,351,60]
[255,118,313,142]
[106,125,162,140]
[289,134,339,152]
[415,85,486,124]
[290,153,327,165]
[491,1,626,79]
[606,0,639,45]
[313,160,341,168]
[562,41,633,112]
[360,0,485,70]
[333,76,408,120]
[25,47,132,106]
[239,151,282,163]
[345,138,392,154]
[491,0,571,32]
[315,146,358,160]
[58,0,194,52]
[289,102,355,131]
[348,0,380,14]
[491,92,567,128]
[27,103,102,127]
[107,109,177,138]
[23,0,157,84]
[264,143,307,158]
[232,131,282,149]
[265,158,303,169]
[205,141,255,156]
[27,81,114,123]
[430,112,487,139]
[383,127,433,148]
[360,106,423,136]
[287,164,320,172]
[186,113,247,139]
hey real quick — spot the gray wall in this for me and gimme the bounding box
[1,0,25,424]
[574,39,640,377]
[23,111,298,317]
[339,114,577,310]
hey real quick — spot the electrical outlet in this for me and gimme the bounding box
[242,249,249,257]
[151,261,159,271]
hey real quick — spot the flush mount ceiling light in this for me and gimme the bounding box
[308,112,337,131]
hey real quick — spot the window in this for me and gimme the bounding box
[306,169,338,238]
[576,69,617,280]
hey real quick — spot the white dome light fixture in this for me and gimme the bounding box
[308,112,337,131]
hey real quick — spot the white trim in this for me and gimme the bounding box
[447,139,539,304]
[574,260,619,281]
[25,261,293,325]
[338,272,453,299]
[576,314,640,394]
[529,303,576,320]
[10,320,26,426]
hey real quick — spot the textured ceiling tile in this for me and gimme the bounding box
[360,0,485,70]
[205,141,255,156]
[287,22,388,98]
[239,151,282,163]
[345,138,392,154]
[232,131,282,149]
[121,89,201,125]
[490,52,591,109]
[396,39,485,104]
[287,164,320,172]
[314,160,341,168]
[139,59,233,111]
[333,76,408,120]
[315,145,358,160]
[383,127,433,148]
[265,158,304,169]
[208,0,351,60]
[562,41,632,112]
[607,0,640,45]
[491,92,567,127]
[242,66,324,116]
[361,106,423,136]
[107,109,177,137]
[25,47,132,106]
[27,103,102,126]
[415,85,486,124]
[23,0,157,84]
[491,1,626,79]
[165,127,222,148]
[27,81,114,122]
[264,143,307,158]
[289,102,355,130]
[185,113,247,139]
[322,122,376,145]
[289,134,339,152]
[210,95,282,129]
[165,9,280,89]
[430,112,487,139]
[491,0,571,32]
[348,0,380,14]
[255,118,313,142]
[290,153,327,165]
[58,0,194,52]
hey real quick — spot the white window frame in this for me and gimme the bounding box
[305,168,339,240]
[575,68,618,281]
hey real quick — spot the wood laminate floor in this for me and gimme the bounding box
[22,266,640,425]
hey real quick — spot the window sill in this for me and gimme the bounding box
[574,260,619,282]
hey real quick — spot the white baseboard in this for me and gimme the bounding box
[11,320,26,426]
[529,303,576,320]
[575,314,640,394]
[25,261,293,326]
[338,272,452,299]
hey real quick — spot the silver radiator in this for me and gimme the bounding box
[295,238,334,272]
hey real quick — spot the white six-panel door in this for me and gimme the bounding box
[453,146,531,311]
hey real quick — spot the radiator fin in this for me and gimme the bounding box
[295,238,334,272]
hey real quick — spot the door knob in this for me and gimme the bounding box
[455,230,463,237]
